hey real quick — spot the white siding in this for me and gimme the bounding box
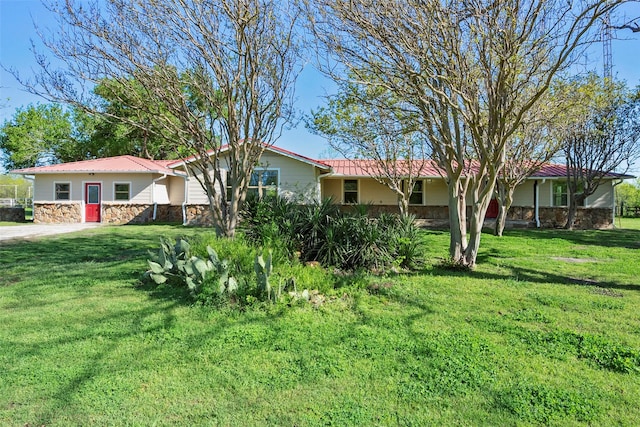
[34,173,158,203]
[186,176,211,204]
[425,179,449,206]
[153,176,170,204]
[512,180,535,207]
[168,176,186,205]
[256,152,318,201]
[587,181,613,208]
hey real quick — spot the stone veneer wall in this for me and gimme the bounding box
[183,205,214,226]
[31,202,614,229]
[340,204,613,229]
[34,203,82,223]
[102,204,185,224]
[0,207,25,222]
[537,207,612,229]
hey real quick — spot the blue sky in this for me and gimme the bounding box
[1,0,640,169]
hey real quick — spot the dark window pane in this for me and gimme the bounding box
[115,183,130,201]
[55,183,70,200]
[263,170,278,186]
[344,180,358,191]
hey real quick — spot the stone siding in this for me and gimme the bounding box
[339,204,613,229]
[34,203,82,223]
[537,207,612,229]
[31,201,614,230]
[102,204,155,224]
[0,207,25,222]
[183,205,214,226]
[102,204,185,224]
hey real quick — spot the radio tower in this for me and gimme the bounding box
[602,10,613,80]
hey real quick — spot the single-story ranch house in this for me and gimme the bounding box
[11,145,633,229]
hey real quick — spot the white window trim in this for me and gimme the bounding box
[53,181,72,201]
[248,167,280,198]
[551,179,587,207]
[342,179,359,204]
[114,181,132,202]
[402,179,425,206]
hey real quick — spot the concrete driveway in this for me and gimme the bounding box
[0,223,102,243]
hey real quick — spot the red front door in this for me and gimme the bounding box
[486,198,499,219]
[85,183,101,222]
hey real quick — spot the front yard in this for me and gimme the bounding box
[1,223,639,425]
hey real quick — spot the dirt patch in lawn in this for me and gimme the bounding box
[552,257,599,263]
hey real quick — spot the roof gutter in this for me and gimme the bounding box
[612,179,625,228]
[534,178,546,228]
[316,170,334,201]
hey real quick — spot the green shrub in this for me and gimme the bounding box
[240,196,423,271]
[144,237,237,299]
[147,234,336,307]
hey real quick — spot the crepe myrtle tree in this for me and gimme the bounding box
[309,78,430,217]
[11,0,302,237]
[555,75,640,230]
[494,90,563,236]
[306,0,624,268]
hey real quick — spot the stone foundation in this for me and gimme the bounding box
[183,205,214,226]
[102,204,154,224]
[537,207,612,229]
[102,204,186,224]
[0,207,25,222]
[34,203,82,223]
[30,201,614,230]
[340,204,613,229]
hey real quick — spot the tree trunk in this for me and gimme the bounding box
[463,190,493,268]
[398,195,409,218]
[494,183,514,237]
[447,177,468,263]
[564,193,585,230]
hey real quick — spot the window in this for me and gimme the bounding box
[55,183,70,200]
[553,181,585,207]
[344,179,358,204]
[402,180,424,205]
[231,169,279,200]
[114,183,130,201]
[552,181,568,206]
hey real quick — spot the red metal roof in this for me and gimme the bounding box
[10,147,633,181]
[322,159,445,177]
[167,142,333,170]
[530,163,634,179]
[11,155,183,176]
[322,159,633,180]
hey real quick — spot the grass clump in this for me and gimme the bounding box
[497,381,601,424]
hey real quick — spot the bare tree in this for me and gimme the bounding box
[557,75,640,229]
[307,0,622,268]
[10,0,302,237]
[308,78,430,216]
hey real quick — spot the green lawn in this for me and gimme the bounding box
[1,224,639,426]
[617,216,640,230]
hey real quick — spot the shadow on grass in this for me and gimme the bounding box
[426,258,640,293]
[499,228,640,250]
[0,226,297,424]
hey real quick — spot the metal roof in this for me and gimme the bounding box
[11,155,184,176]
